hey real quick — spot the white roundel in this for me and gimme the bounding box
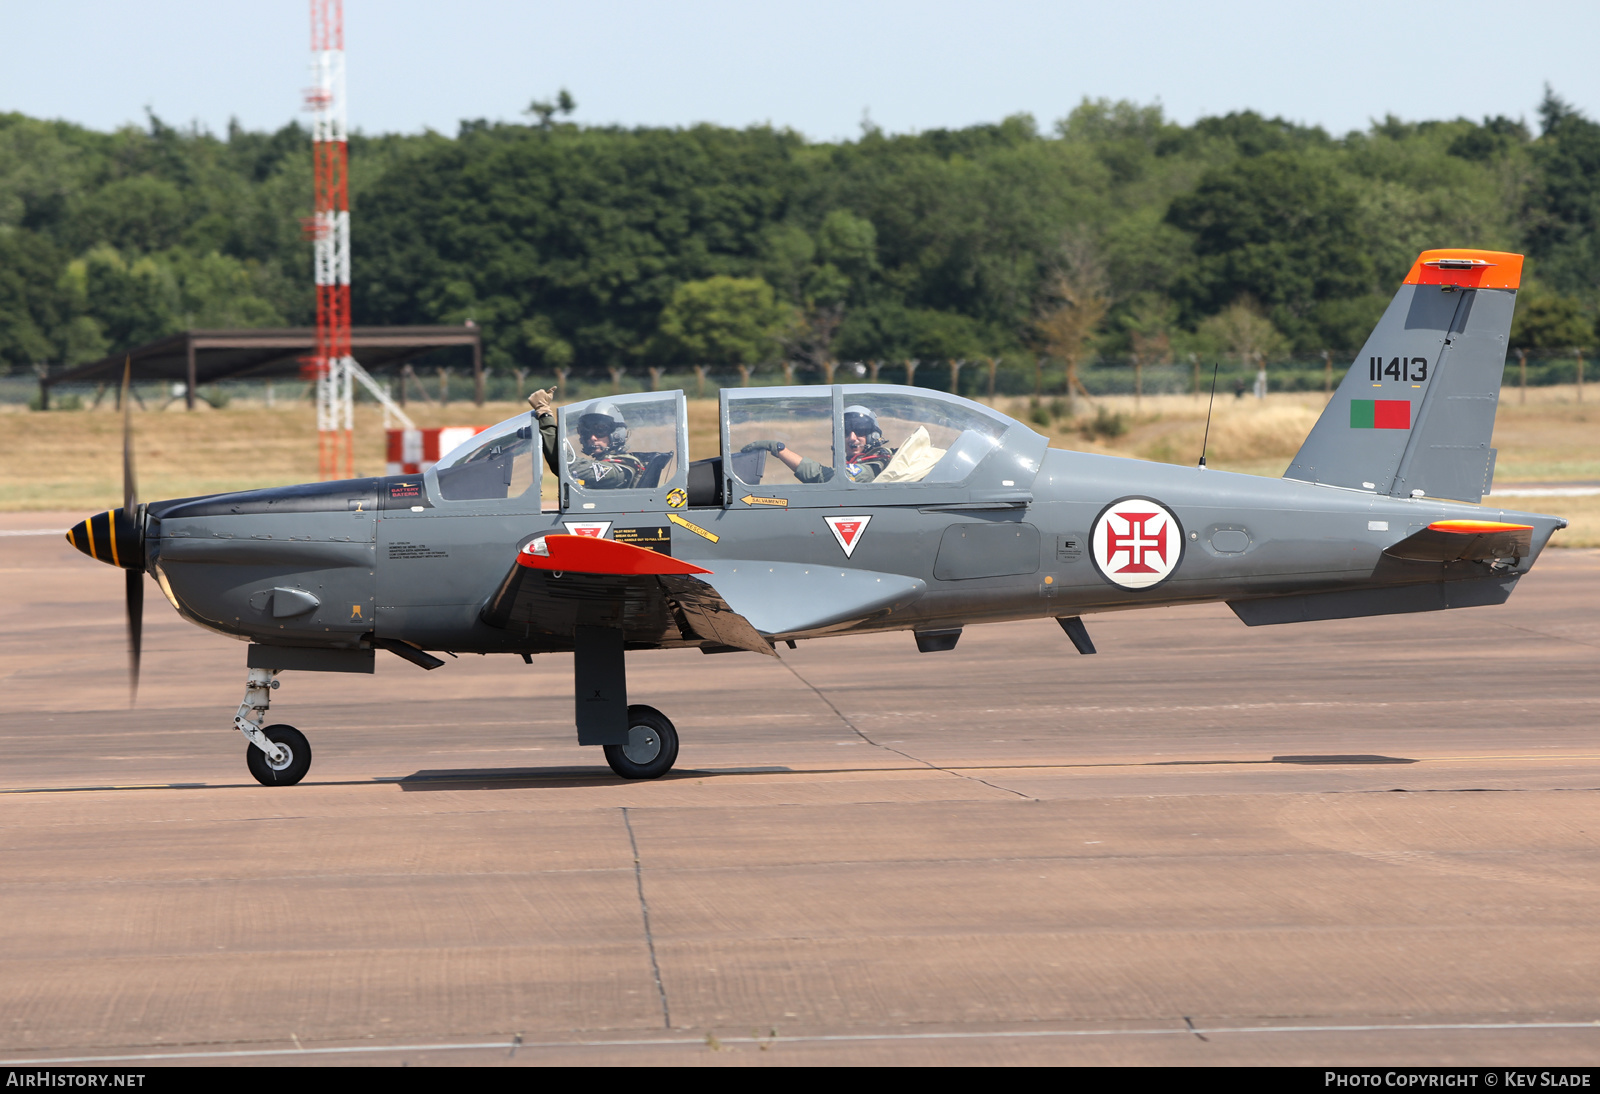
[1091,498,1183,590]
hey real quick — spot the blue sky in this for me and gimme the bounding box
[5,1,1595,139]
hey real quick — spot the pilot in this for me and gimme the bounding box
[527,389,649,489]
[742,404,894,484]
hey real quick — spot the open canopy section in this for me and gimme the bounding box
[558,391,690,514]
[38,325,483,409]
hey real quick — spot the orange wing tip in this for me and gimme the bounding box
[1428,520,1534,535]
[1403,249,1523,290]
[516,533,712,576]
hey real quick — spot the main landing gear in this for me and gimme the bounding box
[605,705,679,780]
[235,666,312,786]
[571,626,682,780]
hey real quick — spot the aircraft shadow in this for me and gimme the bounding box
[1146,754,1417,767]
[389,766,794,791]
[1270,754,1417,765]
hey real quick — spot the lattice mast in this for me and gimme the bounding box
[308,0,352,479]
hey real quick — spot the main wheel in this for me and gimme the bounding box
[604,705,679,780]
[245,724,312,786]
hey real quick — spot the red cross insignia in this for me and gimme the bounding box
[1091,498,1183,589]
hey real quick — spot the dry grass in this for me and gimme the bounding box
[6,385,1597,544]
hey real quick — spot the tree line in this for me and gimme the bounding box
[2,89,1597,391]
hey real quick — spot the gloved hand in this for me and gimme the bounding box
[741,439,786,454]
[527,387,557,416]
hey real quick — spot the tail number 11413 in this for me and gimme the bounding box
[1370,356,1428,382]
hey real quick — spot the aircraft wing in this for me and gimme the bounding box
[481,535,925,655]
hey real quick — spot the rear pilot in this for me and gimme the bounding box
[742,404,894,484]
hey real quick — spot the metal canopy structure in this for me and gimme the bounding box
[37,325,483,410]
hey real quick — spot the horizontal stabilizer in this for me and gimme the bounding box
[1383,520,1533,563]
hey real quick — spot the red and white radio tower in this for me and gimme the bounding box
[308,0,352,479]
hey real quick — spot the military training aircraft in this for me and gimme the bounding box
[66,248,1564,785]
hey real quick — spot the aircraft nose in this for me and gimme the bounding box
[66,509,144,571]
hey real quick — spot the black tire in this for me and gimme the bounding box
[603,705,679,780]
[245,724,312,786]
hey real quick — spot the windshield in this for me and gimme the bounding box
[434,414,540,501]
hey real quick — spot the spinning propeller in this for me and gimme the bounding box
[64,359,144,705]
[122,360,141,703]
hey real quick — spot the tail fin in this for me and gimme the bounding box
[1285,249,1522,503]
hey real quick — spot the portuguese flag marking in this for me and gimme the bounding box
[1350,399,1411,429]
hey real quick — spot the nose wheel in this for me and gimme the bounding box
[245,724,312,786]
[234,666,312,786]
[604,705,679,780]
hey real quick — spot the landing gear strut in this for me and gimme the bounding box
[235,667,312,786]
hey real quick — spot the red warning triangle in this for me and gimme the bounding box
[823,515,872,558]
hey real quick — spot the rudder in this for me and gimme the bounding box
[1285,249,1522,503]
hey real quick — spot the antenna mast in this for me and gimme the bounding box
[308,0,352,479]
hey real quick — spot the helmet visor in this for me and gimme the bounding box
[577,413,617,436]
[844,413,875,436]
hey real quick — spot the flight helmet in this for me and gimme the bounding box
[576,401,629,455]
[842,404,882,449]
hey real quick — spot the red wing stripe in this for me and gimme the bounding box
[516,534,712,576]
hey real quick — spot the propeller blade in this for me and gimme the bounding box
[121,356,141,704]
[121,357,137,516]
[126,568,143,706]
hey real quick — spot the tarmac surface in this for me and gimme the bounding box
[3,512,1600,1066]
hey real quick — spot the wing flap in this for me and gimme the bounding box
[658,574,776,656]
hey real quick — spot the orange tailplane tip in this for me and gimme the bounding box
[1403,249,1523,290]
[1428,520,1534,535]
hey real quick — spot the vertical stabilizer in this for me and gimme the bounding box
[1285,249,1522,503]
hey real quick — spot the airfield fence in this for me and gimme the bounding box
[6,351,1593,410]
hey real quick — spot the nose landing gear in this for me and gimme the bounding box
[235,666,311,786]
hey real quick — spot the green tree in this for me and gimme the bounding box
[64,245,179,350]
[68,175,187,254]
[1195,299,1289,364]
[657,276,795,368]
[834,302,987,363]
[0,229,67,368]
[1526,88,1600,295]
[1511,285,1593,349]
[1031,235,1110,404]
[1166,152,1374,352]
